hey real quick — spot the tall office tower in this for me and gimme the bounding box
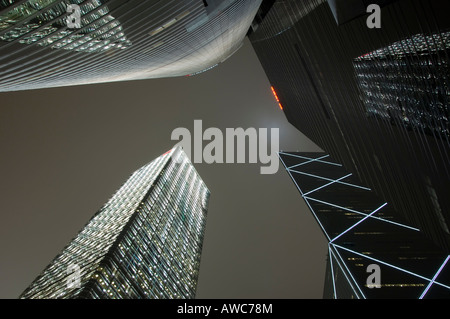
[248,0,450,251]
[0,0,262,92]
[353,31,450,139]
[279,151,450,299]
[19,146,210,299]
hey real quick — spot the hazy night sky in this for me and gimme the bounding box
[0,38,328,299]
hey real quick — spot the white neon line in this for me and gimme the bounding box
[287,154,330,168]
[419,255,450,299]
[279,152,342,167]
[330,203,387,243]
[431,280,450,290]
[329,245,365,299]
[368,217,420,232]
[288,169,372,191]
[302,197,332,241]
[279,153,450,297]
[304,196,369,215]
[328,245,337,299]
[279,154,331,241]
[286,154,331,169]
[302,173,353,197]
[332,243,433,283]
[280,152,329,162]
[304,196,420,232]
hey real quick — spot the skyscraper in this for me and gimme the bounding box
[0,0,262,92]
[249,0,450,251]
[353,31,450,139]
[279,151,450,299]
[20,146,210,299]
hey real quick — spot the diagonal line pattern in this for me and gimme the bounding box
[419,255,450,299]
[279,158,332,241]
[329,244,366,298]
[286,154,331,169]
[288,169,371,191]
[279,151,450,298]
[330,202,387,243]
[302,173,353,196]
[328,245,338,299]
[280,151,342,167]
[332,243,433,283]
[304,196,420,231]
[333,243,450,292]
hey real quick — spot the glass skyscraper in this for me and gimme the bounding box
[279,151,450,299]
[0,0,262,91]
[19,146,210,299]
[353,31,450,139]
[249,0,450,252]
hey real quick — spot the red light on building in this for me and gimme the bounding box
[271,86,283,110]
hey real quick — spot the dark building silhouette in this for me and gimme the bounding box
[249,0,450,252]
[0,0,262,91]
[20,146,210,299]
[279,151,450,298]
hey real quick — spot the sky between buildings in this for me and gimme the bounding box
[0,38,328,299]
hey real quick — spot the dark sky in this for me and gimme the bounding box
[0,38,328,299]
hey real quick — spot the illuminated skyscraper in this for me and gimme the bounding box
[353,31,450,139]
[0,0,262,91]
[20,146,210,299]
[279,151,450,299]
[249,0,450,251]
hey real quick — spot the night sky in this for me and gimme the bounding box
[0,38,328,299]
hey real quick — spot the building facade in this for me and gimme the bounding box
[0,0,262,91]
[249,0,450,251]
[353,31,450,139]
[279,151,450,298]
[20,146,210,299]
